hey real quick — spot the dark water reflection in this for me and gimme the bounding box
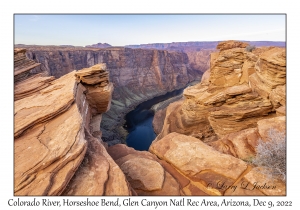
[124,88,184,151]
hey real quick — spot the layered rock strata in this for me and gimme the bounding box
[108,144,189,195]
[14,50,131,195]
[14,48,54,101]
[216,40,249,51]
[209,116,286,160]
[149,41,286,195]
[156,42,286,141]
[21,46,205,143]
[14,48,42,83]
[149,131,285,196]
[14,71,88,195]
[14,73,55,101]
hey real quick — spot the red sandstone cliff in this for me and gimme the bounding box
[155,42,285,141]
[21,46,205,143]
[147,41,286,195]
[104,41,286,196]
[14,49,131,195]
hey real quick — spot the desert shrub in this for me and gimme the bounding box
[245,45,256,52]
[251,129,286,181]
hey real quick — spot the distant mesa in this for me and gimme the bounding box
[85,43,112,48]
[125,41,285,50]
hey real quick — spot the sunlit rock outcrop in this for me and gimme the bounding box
[150,132,248,195]
[14,49,130,195]
[14,71,87,195]
[150,132,285,196]
[156,41,286,140]
[14,48,42,83]
[150,41,286,196]
[107,144,181,195]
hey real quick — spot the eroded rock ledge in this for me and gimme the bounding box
[14,49,130,195]
[148,41,286,195]
[21,46,208,144]
[156,42,285,141]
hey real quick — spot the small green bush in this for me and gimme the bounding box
[251,129,286,181]
[245,45,256,52]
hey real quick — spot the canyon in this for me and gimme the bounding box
[16,41,285,145]
[14,40,286,196]
[18,45,210,144]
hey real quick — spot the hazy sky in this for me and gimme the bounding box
[14,14,285,46]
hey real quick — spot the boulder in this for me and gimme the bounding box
[75,63,109,85]
[107,144,181,195]
[150,132,248,195]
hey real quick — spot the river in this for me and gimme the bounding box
[123,88,185,151]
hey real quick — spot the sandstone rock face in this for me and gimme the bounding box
[107,144,181,195]
[14,56,131,196]
[185,49,216,73]
[14,73,55,101]
[209,128,259,160]
[62,133,131,196]
[74,64,113,114]
[60,65,130,196]
[249,47,286,103]
[157,43,286,141]
[150,132,285,196]
[276,106,286,116]
[14,48,53,101]
[14,48,42,83]
[242,167,286,195]
[14,70,87,195]
[216,40,249,51]
[152,108,167,134]
[120,157,164,191]
[75,63,109,85]
[209,48,248,86]
[151,42,286,195]
[14,72,77,138]
[14,104,87,195]
[257,116,286,142]
[209,116,286,160]
[150,133,248,195]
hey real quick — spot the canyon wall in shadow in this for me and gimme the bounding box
[20,46,206,143]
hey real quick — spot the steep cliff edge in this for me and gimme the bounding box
[155,42,285,141]
[22,46,203,143]
[147,41,286,195]
[14,49,131,195]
